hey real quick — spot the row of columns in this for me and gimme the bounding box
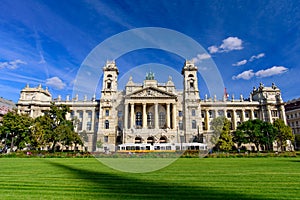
[72,109,96,131]
[204,109,257,130]
[124,102,177,130]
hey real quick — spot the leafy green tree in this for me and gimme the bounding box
[273,119,294,151]
[295,134,300,150]
[260,121,277,151]
[211,116,234,151]
[37,103,83,151]
[0,110,33,150]
[234,119,278,152]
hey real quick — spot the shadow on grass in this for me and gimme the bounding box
[46,159,265,200]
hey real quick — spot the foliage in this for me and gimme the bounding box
[234,119,276,151]
[211,116,234,151]
[36,102,83,151]
[0,110,33,150]
[295,134,300,150]
[96,139,103,148]
[273,119,294,151]
[0,103,83,152]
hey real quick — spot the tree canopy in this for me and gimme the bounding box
[0,103,83,152]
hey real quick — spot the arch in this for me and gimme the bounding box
[147,136,155,145]
[107,74,112,78]
[135,136,142,144]
[188,74,194,77]
[159,136,167,143]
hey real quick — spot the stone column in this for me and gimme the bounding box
[214,109,218,118]
[154,103,159,129]
[205,110,210,130]
[142,103,147,128]
[82,110,87,131]
[250,109,255,119]
[91,110,95,132]
[232,109,237,130]
[268,107,272,123]
[280,105,287,124]
[166,103,170,129]
[124,103,128,130]
[241,109,245,122]
[172,103,177,130]
[130,103,135,128]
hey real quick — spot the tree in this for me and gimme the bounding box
[37,103,83,151]
[295,134,300,151]
[273,119,294,151]
[0,110,33,150]
[211,116,234,151]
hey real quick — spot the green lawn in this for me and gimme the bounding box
[0,157,300,199]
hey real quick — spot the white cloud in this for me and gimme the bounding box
[249,53,265,62]
[255,66,288,78]
[208,46,219,54]
[232,66,288,80]
[232,70,255,80]
[46,77,66,90]
[233,52,265,67]
[191,53,211,63]
[232,59,247,66]
[208,37,243,53]
[0,59,27,69]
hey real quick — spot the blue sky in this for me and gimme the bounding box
[0,0,299,103]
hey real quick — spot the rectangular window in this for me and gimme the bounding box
[104,136,108,143]
[178,111,183,117]
[78,122,82,131]
[118,111,122,118]
[105,120,109,129]
[254,111,258,118]
[87,122,92,131]
[201,111,205,118]
[192,120,197,129]
[179,120,183,130]
[218,110,224,116]
[245,111,249,118]
[191,109,196,116]
[209,110,214,118]
[105,110,109,116]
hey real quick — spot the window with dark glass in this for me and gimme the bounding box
[136,112,142,126]
[105,120,109,129]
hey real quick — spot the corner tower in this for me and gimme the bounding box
[181,60,201,142]
[102,60,119,96]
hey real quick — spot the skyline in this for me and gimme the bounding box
[1,0,300,102]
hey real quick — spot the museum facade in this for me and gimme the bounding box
[17,61,287,152]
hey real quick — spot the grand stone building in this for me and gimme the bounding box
[17,61,287,152]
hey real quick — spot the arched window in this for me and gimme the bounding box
[188,74,194,78]
[135,136,142,144]
[159,112,166,128]
[105,120,109,129]
[190,80,194,89]
[159,136,167,143]
[147,136,154,145]
[136,112,142,127]
[147,112,154,128]
[107,74,112,78]
[107,82,112,89]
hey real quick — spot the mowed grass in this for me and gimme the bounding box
[0,157,300,199]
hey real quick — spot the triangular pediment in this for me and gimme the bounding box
[127,87,176,99]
